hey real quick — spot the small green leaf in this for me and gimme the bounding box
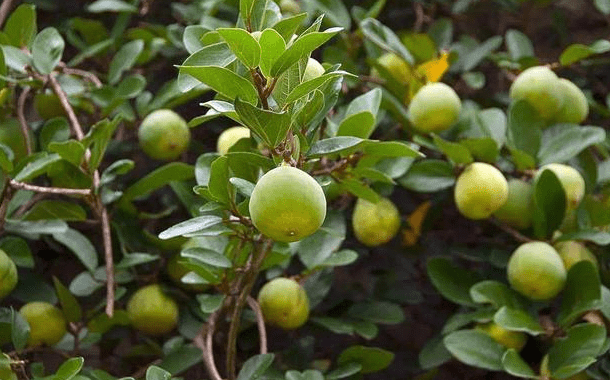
[22,200,87,222]
[177,43,235,92]
[4,4,37,48]
[258,29,286,78]
[0,237,34,268]
[208,155,232,205]
[337,345,394,374]
[52,277,82,323]
[325,362,362,380]
[13,153,63,182]
[87,0,138,13]
[196,293,225,313]
[318,249,358,268]
[493,307,544,336]
[284,71,350,104]
[547,323,607,378]
[54,357,84,380]
[531,169,566,239]
[538,126,605,166]
[236,354,275,380]
[229,177,255,197]
[272,13,307,41]
[470,281,526,310]
[116,74,146,99]
[505,29,534,61]
[52,228,99,272]
[32,27,65,75]
[431,134,474,165]
[217,28,261,68]
[234,98,291,147]
[360,18,414,65]
[307,136,365,158]
[554,229,610,245]
[337,88,382,139]
[506,100,543,158]
[11,308,29,351]
[100,159,135,186]
[108,40,144,85]
[558,261,601,328]
[158,215,223,240]
[559,40,610,66]
[347,301,405,325]
[121,162,194,203]
[47,140,86,167]
[182,247,232,269]
[419,334,453,370]
[295,211,345,269]
[443,330,505,371]
[398,160,455,193]
[427,257,480,307]
[145,366,171,380]
[179,66,258,104]
[501,349,537,378]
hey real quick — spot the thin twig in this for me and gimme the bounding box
[0,181,13,231]
[100,205,114,316]
[9,180,91,196]
[0,0,16,28]
[194,311,223,380]
[489,218,535,243]
[17,88,33,156]
[47,73,85,140]
[247,296,267,354]
[59,64,103,88]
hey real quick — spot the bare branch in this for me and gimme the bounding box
[0,181,13,231]
[100,205,114,317]
[0,0,16,29]
[9,180,91,196]
[194,311,223,380]
[489,218,535,244]
[17,88,33,156]
[247,296,268,354]
[47,72,85,140]
[59,65,103,88]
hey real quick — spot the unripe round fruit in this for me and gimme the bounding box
[33,92,66,120]
[509,66,563,120]
[19,302,67,347]
[0,249,18,299]
[535,163,585,210]
[302,58,325,82]
[258,277,309,330]
[371,53,411,84]
[126,284,179,336]
[554,78,588,124]
[278,0,301,14]
[0,118,32,162]
[454,163,508,220]
[475,322,527,351]
[554,240,598,271]
[493,179,533,230]
[217,126,251,155]
[507,242,567,301]
[249,165,326,242]
[352,197,400,247]
[407,82,462,133]
[138,109,190,161]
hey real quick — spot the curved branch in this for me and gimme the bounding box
[17,88,33,156]
[9,180,91,196]
[194,311,223,380]
[247,296,267,354]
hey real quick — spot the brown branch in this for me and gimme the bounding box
[47,73,85,140]
[0,0,17,28]
[247,296,267,354]
[489,218,535,244]
[9,179,91,196]
[59,64,103,88]
[17,88,33,156]
[0,180,13,231]
[194,311,223,380]
[100,205,114,316]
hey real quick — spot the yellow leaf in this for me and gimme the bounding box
[402,201,432,247]
[416,52,450,83]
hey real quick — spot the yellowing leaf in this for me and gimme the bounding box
[402,201,432,247]
[416,52,450,83]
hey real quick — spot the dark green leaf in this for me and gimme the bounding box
[506,100,543,158]
[22,200,87,222]
[121,162,194,203]
[11,308,29,350]
[4,4,36,48]
[398,160,455,193]
[419,334,453,370]
[159,216,223,240]
[532,169,566,239]
[52,277,82,323]
[470,281,526,310]
[234,98,291,147]
[493,307,544,336]
[443,330,505,371]
[182,247,232,269]
[347,301,405,325]
[108,40,144,85]
[13,153,63,182]
[47,140,85,167]
[52,228,98,272]
[207,155,232,205]
[179,66,258,104]
[547,323,607,378]
[501,349,537,378]
[325,362,362,380]
[337,346,394,374]
[538,126,605,166]
[236,354,275,380]
[558,261,601,328]
[432,134,474,165]
[0,237,34,268]
[427,257,479,306]
[196,293,225,313]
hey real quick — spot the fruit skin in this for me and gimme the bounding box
[138,109,190,161]
[475,322,527,351]
[278,0,300,14]
[352,197,401,247]
[535,163,585,211]
[371,52,411,84]
[554,78,588,124]
[302,58,325,82]
[407,82,462,133]
[0,249,18,299]
[33,92,66,120]
[454,163,508,220]
[19,302,67,347]
[257,277,309,330]
[554,240,598,271]
[126,284,179,336]
[249,165,326,243]
[507,241,567,301]
[493,179,533,230]
[0,118,33,162]
[217,126,250,155]
[509,66,563,120]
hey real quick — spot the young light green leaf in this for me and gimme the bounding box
[431,134,474,165]
[560,40,610,66]
[179,66,259,104]
[177,42,235,92]
[284,71,350,104]
[32,27,65,75]
[217,28,261,68]
[145,366,171,380]
[4,4,37,48]
[258,29,286,78]
[336,88,382,139]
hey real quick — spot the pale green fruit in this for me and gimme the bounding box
[217,126,250,155]
[258,277,309,330]
[536,163,585,210]
[19,302,67,347]
[407,82,462,133]
[509,66,563,120]
[554,240,598,271]
[555,78,588,124]
[126,284,179,336]
[302,58,325,82]
[249,165,326,243]
[454,163,508,220]
[352,197,400,247]
[278,0,300,14]
[493,179,533,230]
[507,241,567,301]
[138,109,190,161]
[0,118,33,162]
[372,52,411,83]
[33,92,66,120]
[0,249,17,299]
[475,322,527,351]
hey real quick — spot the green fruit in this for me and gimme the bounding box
[493,179,533,230]
[257,277,309,330]
[407,82,462,133]
[554,240,598,271]
[475,322,527,351]
[167,253,208,292]
[138,109,190,161]
[33,92,66,120]
[509,66,562,120]
[454,162,508,220]
[507,241,567,301]
[249,165,326,243]
[536,163,585,210]
[278,0,301,14]
[554,78,588,124]
[217,126,250,155]
[126,284,179,336]
[352,197,401,247]
[0,118,32,162]
[372,52,411,84]
[0,249,18,299]
[19,302,67,347]
[302,58,325,82]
